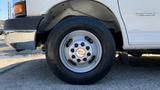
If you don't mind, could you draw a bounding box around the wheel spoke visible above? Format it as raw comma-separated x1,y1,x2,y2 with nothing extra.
88,55,96,64
85,36,93,44
66,39,73,47
68,59,77,66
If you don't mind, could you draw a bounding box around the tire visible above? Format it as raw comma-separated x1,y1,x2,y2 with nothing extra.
46,16,116,84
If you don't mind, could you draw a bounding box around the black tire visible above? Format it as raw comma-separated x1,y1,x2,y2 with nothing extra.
46,16,116,84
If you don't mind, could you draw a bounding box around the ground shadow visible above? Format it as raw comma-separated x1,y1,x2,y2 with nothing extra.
1,56,160,89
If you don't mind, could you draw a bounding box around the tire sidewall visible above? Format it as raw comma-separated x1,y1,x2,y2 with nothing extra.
46,16,116,84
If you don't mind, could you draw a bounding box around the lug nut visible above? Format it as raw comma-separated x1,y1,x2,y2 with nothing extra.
87,52,91,56
81,42,85,46
86,46,90,50
71,49,74,53
83,58,87,61
72,55,76,59
77,59,81,62
74,43,78,47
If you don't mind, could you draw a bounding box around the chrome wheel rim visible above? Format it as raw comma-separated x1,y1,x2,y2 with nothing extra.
59,30,102,73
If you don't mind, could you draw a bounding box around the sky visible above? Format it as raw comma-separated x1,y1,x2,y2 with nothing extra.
0,0,14,20
0,0,8,20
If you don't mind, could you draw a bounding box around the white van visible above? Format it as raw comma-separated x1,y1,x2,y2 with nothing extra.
4,0,160,84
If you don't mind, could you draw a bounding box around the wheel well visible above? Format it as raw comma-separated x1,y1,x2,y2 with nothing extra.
36,0,123,50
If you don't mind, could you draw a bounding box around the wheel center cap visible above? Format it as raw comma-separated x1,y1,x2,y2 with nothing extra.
76,48,86,58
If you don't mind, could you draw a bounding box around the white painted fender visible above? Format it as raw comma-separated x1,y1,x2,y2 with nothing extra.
26,0,130,49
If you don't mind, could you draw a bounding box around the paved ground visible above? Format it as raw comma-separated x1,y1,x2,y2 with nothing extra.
0,35,16,56
1,35,160,90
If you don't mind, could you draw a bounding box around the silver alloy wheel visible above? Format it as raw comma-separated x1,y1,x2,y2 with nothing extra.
59,30,102,73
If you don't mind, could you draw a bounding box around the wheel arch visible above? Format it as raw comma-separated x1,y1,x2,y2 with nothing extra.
36,0,125,50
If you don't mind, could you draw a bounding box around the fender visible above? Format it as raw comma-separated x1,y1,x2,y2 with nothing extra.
34,0,129,49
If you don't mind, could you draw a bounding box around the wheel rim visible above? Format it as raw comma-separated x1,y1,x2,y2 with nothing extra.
59,30,102,73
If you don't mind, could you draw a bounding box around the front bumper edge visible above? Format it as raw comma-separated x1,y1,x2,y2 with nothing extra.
4,16,42,50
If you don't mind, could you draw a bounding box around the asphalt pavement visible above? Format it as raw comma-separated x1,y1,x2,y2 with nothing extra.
1,35,160,90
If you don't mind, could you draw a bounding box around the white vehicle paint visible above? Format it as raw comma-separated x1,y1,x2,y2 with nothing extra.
26,0,129,49
5,0,160,50
22,0,160,49
119,0,160,48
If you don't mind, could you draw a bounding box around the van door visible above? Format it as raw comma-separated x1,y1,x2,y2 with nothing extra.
118,0,160,45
